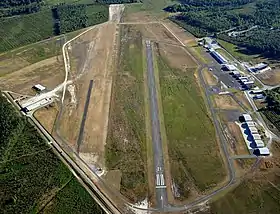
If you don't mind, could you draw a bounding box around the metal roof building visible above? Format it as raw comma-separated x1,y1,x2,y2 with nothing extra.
210,51,228,64
33,84,46,91
246,121,255,127
255,139,265,148
254,147,270,156
243,114,252,122
252,133,262,140
249,126,258,134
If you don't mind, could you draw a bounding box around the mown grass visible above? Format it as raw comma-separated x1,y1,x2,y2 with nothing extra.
156,51,226,197
105,25,147,202
0,94,104,214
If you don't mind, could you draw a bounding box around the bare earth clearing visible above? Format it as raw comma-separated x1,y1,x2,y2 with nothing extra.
58,23,117,170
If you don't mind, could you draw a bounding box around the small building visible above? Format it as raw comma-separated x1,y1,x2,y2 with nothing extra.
243,114,252,122
255,139,265,148
254,94,265,99
251,89,263,94
254,147,270,156
223,64,237,71
246,121,255,127
243,81,255,86
232,70,241,77
32,84,46,92
252,133,262,140
249,126,258,134
238,76,249,80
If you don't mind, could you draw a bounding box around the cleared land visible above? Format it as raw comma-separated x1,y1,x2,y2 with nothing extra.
155,43,226,200
58,23,116,170
34,103,59,134
0,56,65,95
105,24,147,203
256,69,280,86
227,122,249,156
214,95,240,110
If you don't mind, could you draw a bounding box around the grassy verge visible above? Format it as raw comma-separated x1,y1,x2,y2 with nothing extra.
0,94,104,214
105,25,147,203
155,50,226,198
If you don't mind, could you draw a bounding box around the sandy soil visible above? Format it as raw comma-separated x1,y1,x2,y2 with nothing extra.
214,95,240,110
34,103,59,134
109,4,125,22
0,56,64,94
227,122,249,155
203,69,218,86
58,23,117,168
0,55,30,76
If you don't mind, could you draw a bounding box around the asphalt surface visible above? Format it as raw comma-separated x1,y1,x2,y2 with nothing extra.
145,40,168,210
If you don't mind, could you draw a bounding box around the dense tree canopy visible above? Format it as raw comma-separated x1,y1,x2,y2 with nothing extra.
169,0,280,58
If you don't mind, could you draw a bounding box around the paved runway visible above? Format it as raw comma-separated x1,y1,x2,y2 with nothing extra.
145,40,168,209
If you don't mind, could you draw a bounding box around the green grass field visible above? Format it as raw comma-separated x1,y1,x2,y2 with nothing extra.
0,94,104,214
105,25,147,203
156,51,226,197
217,39,259,63
0,9,54,52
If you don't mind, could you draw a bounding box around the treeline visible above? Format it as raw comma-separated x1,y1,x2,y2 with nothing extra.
0,0,42,8
0,2,42,18
169,0,280,58
95,0,138,3
260,88,280,131
52,4,108,35
178,0,254,7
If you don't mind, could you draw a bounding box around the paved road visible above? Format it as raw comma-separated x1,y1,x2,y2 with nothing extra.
145,40,168,210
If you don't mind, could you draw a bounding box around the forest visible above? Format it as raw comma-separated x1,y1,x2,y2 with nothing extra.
169,0,280,58
95,0,138,3
0,93,104,213
260,88,280,131
0,1,108,52
52,4,108,35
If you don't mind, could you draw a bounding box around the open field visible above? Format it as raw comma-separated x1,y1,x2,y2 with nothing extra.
58,23,116,171
123,0,173,22
0,95,104,214
154,43,226,200
34,103,59,134
105,24,147,203
214,95,240,110
0,56,65,95
256,69,280,86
